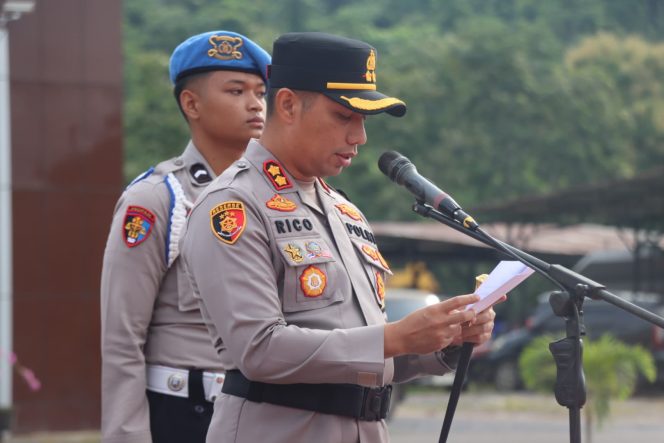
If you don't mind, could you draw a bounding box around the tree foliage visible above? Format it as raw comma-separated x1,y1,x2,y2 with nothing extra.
123,0,664,219
520,334,656,443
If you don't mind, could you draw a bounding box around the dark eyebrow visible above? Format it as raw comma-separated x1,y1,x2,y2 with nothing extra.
225,78,265,88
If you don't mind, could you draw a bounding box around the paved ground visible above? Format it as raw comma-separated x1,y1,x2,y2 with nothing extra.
3,389,663,442
389,388,664,443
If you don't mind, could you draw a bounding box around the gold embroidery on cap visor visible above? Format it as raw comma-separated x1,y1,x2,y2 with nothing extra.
208,35,244,61
339,95,405,112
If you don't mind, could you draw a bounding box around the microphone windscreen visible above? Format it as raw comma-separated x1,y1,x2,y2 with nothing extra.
378,151,402,177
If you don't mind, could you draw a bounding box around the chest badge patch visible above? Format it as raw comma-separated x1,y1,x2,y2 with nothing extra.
123,205,155,248
210,201,246,244
375,271,386,307
361,244,391,272
305,241,332,259
335,203,362,221
263,160,293,191
283,243,304,264
266,194,297,212
300,265,327,298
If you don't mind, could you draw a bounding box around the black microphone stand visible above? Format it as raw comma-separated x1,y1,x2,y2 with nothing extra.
411,201,664,443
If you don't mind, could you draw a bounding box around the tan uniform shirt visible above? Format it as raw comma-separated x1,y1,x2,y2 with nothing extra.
100,142,224,443
181,140,454,443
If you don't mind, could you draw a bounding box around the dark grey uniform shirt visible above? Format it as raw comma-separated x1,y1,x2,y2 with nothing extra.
181,140,455,443
100,142,223,443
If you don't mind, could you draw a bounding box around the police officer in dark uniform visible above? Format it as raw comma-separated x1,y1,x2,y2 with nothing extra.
181,32,497,443
100,31,270,443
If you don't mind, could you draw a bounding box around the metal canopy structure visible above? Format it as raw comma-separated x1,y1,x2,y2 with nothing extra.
470,166,664,232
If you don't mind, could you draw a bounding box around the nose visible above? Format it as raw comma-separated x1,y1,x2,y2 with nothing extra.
248,92,265,112
346,115,367,146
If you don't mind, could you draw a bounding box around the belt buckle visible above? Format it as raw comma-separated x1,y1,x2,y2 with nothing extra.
360,385,392,421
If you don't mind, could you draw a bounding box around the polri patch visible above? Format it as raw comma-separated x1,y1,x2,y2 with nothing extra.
123,205,155,248
335,203,362,221
210,201,246,244
263,160,292,190
300,265,327,298
266,194,297,212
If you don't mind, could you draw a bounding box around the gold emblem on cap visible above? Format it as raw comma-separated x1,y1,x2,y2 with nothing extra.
365,49,376,83
208,35,244,61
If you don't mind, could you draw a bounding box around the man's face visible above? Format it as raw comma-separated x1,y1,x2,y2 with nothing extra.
189,70,266,146
286,93,367,180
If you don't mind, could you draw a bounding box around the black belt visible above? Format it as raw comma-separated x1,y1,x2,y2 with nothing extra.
221,370,392,421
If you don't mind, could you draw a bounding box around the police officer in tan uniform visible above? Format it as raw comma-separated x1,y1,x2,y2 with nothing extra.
181,32,497,443
100,30,270,443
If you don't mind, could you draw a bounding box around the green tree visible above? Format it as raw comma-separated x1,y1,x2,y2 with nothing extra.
520,334,656,443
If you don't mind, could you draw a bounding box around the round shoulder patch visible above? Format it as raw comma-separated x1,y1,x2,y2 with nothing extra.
210,201,246,244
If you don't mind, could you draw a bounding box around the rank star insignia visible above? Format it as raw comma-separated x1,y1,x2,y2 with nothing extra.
210,201,246,244
123,205,155,248
263,160,292,190
283,243,304,264
266,194,297,212
335,204,362,221
300,265,327,298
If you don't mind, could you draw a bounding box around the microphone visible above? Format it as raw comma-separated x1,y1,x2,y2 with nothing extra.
378,151,479,230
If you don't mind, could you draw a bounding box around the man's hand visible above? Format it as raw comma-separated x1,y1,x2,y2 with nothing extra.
384,294,479,358
453,293,507,346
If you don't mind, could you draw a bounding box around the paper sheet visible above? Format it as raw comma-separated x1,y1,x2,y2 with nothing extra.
468,260,535,312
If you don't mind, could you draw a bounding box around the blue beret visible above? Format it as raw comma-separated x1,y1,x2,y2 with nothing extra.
169,30,271,85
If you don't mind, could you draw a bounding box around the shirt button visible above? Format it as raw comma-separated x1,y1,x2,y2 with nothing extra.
237,161,247,168
174,158,184,166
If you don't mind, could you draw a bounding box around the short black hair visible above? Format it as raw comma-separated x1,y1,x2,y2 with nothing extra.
173,71,211,121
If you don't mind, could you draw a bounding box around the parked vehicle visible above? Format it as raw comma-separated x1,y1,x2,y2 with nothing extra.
468,290,664,391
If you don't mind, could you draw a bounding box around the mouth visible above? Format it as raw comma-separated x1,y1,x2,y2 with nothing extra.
247,116,265,127
336,151,356,167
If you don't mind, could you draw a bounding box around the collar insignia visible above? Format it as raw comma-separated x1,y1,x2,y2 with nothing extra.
123,205,155,248
263,160,293,191
189,163,212,184
266,194,297,212
300,265,327,298
210,201,246,244
208,35,243,61
336,203,362,221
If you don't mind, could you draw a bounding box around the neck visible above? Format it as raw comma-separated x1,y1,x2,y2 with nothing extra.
259,123,313,181
191,133,247,175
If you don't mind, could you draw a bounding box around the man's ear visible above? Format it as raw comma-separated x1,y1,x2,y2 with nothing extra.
179,88,201,121
274,88,298,123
